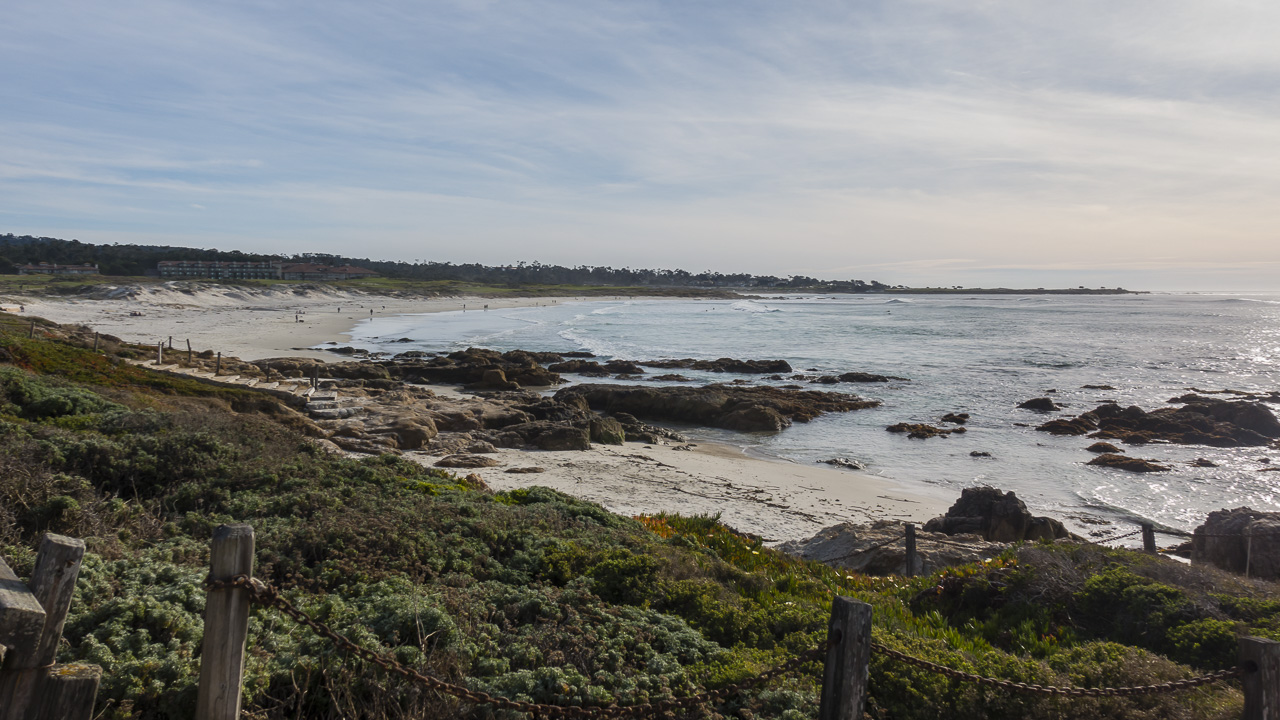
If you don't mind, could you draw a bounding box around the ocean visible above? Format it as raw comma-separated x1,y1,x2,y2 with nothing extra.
342,292,1280,535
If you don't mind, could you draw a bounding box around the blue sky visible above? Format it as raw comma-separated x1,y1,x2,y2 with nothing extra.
3,1,1279,289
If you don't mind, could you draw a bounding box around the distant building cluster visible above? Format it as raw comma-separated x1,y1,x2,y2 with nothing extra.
17,262,100,276
156,260,378,281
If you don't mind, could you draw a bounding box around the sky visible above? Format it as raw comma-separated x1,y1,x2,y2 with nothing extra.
3,1,1279,290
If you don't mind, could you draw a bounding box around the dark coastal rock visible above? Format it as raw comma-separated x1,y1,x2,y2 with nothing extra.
650,374,694,382
778,520,1008,576
1018,397,1062,412
970,451,992,457
589,417,626,445
840,371,909,382
387,417,438,450
639,358,794,374
719,405,789,432
603,360,645,374
548,359,605,374
820,457,866,470
1037,416,1098,435
490,421,592,451
886,423,963,439
468,368,521,391
1085,441,1122,454
1065,399,1280,447
923,487,1069,542
608,412,686,444
1191,458,1219,467
1082,384,1117,390
1192,507,1280,580
940,413,970,425
387,347,564,387
434,454,501,468
1086,453,1169,473
555,384,878,433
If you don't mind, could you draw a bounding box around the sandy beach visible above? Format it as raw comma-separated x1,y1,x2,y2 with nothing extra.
6,282,582,362
6,281,951,542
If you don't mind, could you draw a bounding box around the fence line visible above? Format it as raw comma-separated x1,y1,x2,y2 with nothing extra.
199,524,1278,720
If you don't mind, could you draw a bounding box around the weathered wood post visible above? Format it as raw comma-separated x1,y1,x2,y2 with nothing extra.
168,335,173,349
156,342,163,365
27,322,34,339
92,332,99,352
196,524,255,720
0,534,99,720
819,596,872,720
904,524,918,577
187,339,193,364
1141,523,1156,554
215,352,222,376
1240,636,1280,720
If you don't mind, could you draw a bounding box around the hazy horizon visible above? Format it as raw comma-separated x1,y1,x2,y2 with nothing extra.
4,2,1279,291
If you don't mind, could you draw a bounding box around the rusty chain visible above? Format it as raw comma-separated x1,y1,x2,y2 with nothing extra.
1085,529,1142,545
870,642,1244,697
206,575,825,718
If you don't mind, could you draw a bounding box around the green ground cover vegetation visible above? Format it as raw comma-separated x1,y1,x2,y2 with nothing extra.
0,314,1272,719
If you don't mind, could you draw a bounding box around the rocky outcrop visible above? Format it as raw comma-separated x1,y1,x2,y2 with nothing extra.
1018,397,1062,412
555,384,878,433
589,417,626,445
886,423,964,439
923,487,1069,542
1040,400,1280,447
811,372,910,384
820,457,866,470
778,520,1008,576
389,347,564,387
1086,453,1169,473
1036,417,1097,435
638,358,794,374
1192,507,1280,580
609,412,686,444
940,413,970,425
1085,441,1122,453
547,360,611,376
435,454,501,468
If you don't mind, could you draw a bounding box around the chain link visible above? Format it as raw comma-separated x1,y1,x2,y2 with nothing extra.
870,642,1243,697
206,575,824,718
1085,529,1142,545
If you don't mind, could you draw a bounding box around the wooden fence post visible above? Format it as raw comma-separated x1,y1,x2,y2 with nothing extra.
1141,523,1156,554
215,352,222,376
904,524,918,577
819,596,872,720
27,322,34,339
156,342,163,365
0,534,98,720
187,339,193,364
92,332,99,352
196,524,255,720
1240,636,1280,720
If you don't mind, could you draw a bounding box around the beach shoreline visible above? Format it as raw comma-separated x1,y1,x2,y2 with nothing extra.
6,281,952,541
6,282,588,361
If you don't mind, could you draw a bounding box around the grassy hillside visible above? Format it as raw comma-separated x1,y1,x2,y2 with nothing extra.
0,313,1273,719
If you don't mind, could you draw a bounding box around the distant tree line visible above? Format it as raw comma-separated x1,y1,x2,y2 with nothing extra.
0,234,890,290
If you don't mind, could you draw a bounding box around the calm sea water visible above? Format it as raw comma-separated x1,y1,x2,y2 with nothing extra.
343,293,1280,534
